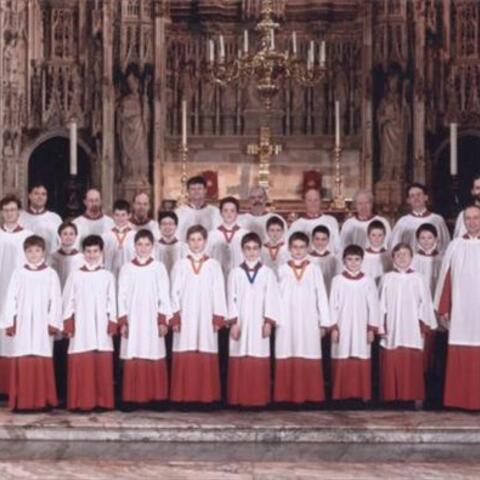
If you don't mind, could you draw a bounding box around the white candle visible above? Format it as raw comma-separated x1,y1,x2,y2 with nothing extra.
219,35,225,60
243,30,248,54
208,39,214,63
69,120,78,176
450,122,458,176
270,29,275,50
320,40,326,67
335,100,340,148
292,31,297,55
309,40,315,64
181,100,187,148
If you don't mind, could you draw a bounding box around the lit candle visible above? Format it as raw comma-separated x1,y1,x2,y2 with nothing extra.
69,120,77,176
292,31,297,55
335,100,340,148
219,35,225,60
208,39,214,63
450,122,458,176
270,29,275,50
182,100,187,148
244,30,248,54
320,40,326,67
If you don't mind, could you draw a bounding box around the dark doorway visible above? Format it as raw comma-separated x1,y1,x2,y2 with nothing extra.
434,134,480,219
28,137,91,218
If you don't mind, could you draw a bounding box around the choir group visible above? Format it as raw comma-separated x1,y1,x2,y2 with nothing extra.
0,174,479,412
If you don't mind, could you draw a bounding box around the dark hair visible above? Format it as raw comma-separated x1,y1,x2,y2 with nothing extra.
241,232,262,248
392,242,413,257
57,221,78,236
134,228,154,244
406,182,428,196
113,199,131,213
219,196,240,212
266,215,285,230
28,183,48,193
288,231,310,247
0,194,21,209
367,220,386,234
416,223,438,239
82,234,104,251
158,210,178,225
23,234,46,252
343,244,364,259
186,175,207,188
186,224,208,241
312,225,330,238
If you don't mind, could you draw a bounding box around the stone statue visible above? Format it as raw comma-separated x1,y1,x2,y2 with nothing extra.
376,73,411,182
116,69,150,183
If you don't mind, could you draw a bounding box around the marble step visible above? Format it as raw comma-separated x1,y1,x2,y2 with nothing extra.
0,408,479,443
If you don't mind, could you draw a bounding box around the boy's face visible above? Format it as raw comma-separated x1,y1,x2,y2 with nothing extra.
368,228,385,248
312,232,329,251
187,183,206,203
135,237,153,258
393,247,412,270
60,227,77,248
25,245,44,265
266,224,284,243
289,239,308,260
29,187,48,210
84,245,103,265
344,254,362,273
407,187,427,211
113,209,130,227
417,230,436,251
221,202,238,225
1,201,19,224
243,240,261,262
159,217,177,238
188,232,206,253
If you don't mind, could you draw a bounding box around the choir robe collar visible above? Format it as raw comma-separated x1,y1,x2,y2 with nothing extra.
187,203,207,210
309,248,330,257
264,240,284,249
365,246,387,254
462,233,480,240
394,267,415,274
240,260,262,284
80,263,104,272
417,245,439,256
410,209,430,218
82,211,104,221
26,206,47,215
112,225,132,234
24,262,48,271
132,256,154,267
301,212,323,220
287,258,310,281
250,210,268,217
58,248,79,256
354,213,375,222
1,224,23,233
130,216,151,227
342,270,365,280
159,237,178,245
218,224,241,243
187,250,208,262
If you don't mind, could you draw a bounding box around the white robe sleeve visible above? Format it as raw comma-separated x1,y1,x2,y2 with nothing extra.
314,265,332,328
170,261,184,314
0,270,20,329
211,261,227,318
227,270,240,323
328,276,341,328
378,275,388,333
436,217,451,253
155,262,172,319
62,272,76,320
47,271,63,330
106,273,117,322
117,265,130,320
419,274,437,330
263,268,281,324
366,276,382,333
433,241,456,311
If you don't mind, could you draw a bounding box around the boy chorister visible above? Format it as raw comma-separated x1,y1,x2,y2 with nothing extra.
170,225,227,403
362,220,392,285
62,235,117,411
156,211,187,275
1,235,62,411
50,222,84,289
207,197,248,278
101,200,136,279
330,245,381,402
261,215,289,277
118,229,172,405
379,243,437,403
227,232,281,407
274,232,332,403
307,225,341,295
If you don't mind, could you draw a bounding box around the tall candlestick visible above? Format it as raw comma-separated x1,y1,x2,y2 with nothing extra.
335,100,340,148
270,29,275,49
219,35,225,60
292,31,297,55
69,120,78,176
243,30,248,54
208,39,214,63
320,40,326,67
181,100,187,148
450,122,458,176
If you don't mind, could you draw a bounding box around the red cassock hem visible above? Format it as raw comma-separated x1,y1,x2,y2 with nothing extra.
0,357,11,395
274,358,325,403
122,358,168,403
170,352,220,403
227,356,271,406
380,347,424,401
444,345,480,411
9,356,58,410
332,358,371,401
67,351,114,410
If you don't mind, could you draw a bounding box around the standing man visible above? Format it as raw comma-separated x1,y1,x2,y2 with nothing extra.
238,186,287,241
288,188,341,253
340,189,391,250
73,189,114,246
435,205,480,410
19,183,62,256
130,192,160,240
175,176,222,242
453,175,480,238
390,183,450,253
